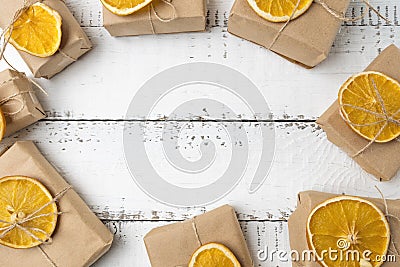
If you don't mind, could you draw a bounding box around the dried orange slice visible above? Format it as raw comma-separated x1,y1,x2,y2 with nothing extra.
247,0,313,22
339,71,400,143
188,243,241,267
100,0,153,16
0,176,58,248
0,108,5,141
7,3,62,57
307,196,390,267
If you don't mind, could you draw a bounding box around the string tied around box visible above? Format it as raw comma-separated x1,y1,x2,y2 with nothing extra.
339,78,400,157
375,186,400,258
0,74,47,116
0,0,78,75
269,0,391,49
0,0,50,116
148,0,177,34
172,219,202,267
0,186,72,267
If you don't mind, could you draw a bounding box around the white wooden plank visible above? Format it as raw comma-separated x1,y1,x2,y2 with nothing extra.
0,3,398,121
96,220,291,267
1,121,398,221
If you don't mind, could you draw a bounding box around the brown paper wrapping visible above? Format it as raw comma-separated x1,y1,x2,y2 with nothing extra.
228,0,350,68
0,69,46,137
0,141,113,267
103,0,207,37
288,190,400,266
144,205,253,267
0,0,92,79
317,45,400,181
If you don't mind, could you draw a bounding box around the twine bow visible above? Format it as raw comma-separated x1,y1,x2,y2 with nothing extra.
339,78,400,157
148,0,177,34
0,186,71,244
269,0,392,49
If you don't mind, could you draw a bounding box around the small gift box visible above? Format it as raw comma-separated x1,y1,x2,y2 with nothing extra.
288,191,400,266
228,0,350,68
144,205,253,267
0,69,45,137
0,0,92,79
0,141,113,266
317,45,400,181
103,0,207,37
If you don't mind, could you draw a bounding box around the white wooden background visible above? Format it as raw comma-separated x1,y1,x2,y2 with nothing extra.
1,0,400,266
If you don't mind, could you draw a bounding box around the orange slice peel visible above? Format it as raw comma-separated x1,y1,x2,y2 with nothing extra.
0,176,58,249
247,0,313,22
339,71,400,143
0,108,5,142
101,0,153,16
307,196,390,267
188,242,241,267
7,3,62,57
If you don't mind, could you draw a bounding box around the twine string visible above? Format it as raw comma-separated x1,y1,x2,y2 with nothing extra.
268,0,301,49
0,74,48,116
0,186,71,243
375,186,400,257
0,0,31,64
0,0,49,112
191,219,202,247
270,0,391,49
38,246,57,267
339,78,400,157
0,90,34,116
149,0,177,34
0,0,75,77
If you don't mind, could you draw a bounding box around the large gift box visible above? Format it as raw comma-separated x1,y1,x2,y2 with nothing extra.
0,141,113,266
288,191,400,266
144,205,253,267
103,0,207,37
0,0,92,79
228,0,350,68
0,69,46,137
317,45,400,181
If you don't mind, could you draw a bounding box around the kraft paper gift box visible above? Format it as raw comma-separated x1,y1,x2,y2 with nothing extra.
228,0,350,68
103,0,207,37
0,0,92,79
288,191,400,266
317,45,400,181
0,141,113,266
144,205,253,267
0,69,46,137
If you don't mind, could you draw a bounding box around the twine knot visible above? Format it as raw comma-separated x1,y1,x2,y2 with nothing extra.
0,186,71,244
149,0,177,34
339,78,400,157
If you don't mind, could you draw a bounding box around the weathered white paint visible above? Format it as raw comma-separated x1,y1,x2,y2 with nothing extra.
0,0,399,266
1,121,398,221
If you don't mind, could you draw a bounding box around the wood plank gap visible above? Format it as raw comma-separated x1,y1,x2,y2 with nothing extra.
40,119,317,123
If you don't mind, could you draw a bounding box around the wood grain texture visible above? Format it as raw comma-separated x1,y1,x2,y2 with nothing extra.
0,0,399,266
1,121,398,221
